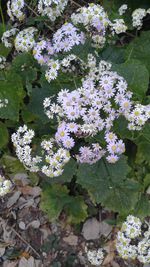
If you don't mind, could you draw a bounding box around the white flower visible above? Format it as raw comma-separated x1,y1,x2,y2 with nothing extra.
38,0,68,21
0,175,12,197
1,28,18,48
7,0,25,21
132,8,147,29
86,247,104,266
14,27,37,52
118,4,128,15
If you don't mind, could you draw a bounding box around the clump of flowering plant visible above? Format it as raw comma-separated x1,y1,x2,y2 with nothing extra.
116,215,150,264
1,0,150,227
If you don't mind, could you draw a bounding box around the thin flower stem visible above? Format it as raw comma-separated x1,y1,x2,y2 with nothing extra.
25,3,54,32
0,0,6,32
71,0,82,8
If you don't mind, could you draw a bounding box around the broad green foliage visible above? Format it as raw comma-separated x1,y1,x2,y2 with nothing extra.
40,184,87,223
112,59,149,99
76,156,139,214
12,53,37,88
125,31,150,74
0,44,11,57
136,125,150,163
0,71,24,121
101,46,125,64
134,195,150,218
0,155,25,176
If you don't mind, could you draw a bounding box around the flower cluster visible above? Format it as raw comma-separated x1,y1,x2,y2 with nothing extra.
7,0,25,21
85,247,104,266
126,104,150,131
0,56,6,70
116,215,150,264
0,99,8,108
118,4,128,15
1,28,18,48
132,8,147,29
45,59,60,82
76,144,105,164
32,23,85,82
61,54,85,73
38,0,68,21
14,27,37,52
11,125,42,172
110,19,127,35
52,23,85,53
43,57,150,165
41,139,70,177
71,4,109,33
12,55,150,176
0,175,12,197
33,40,54,66
11,125,70,177
71,4,109,47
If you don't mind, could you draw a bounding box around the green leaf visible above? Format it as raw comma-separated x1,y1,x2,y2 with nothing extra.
77,157,140,214
101,46,125,64
40,183,87,223
65,196,87,224
0,71,24,121
136,142,150,163
125,31,150,74
103,0,150,13
28,86,50,123
0,155,25,175
143,174,150,190
0,121,9,148
40,184,70,221
12,53,37,85
0,43,11,57
113,116,133,139
135,124,150,163
112,59,149,99
134,195,150,218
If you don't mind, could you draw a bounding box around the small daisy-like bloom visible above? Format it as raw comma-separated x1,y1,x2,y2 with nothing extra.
110,19,127,34
62,136,75,149
116,215,150,264
66,122,79,133
14,27,37,52
0,56,6,69
132,8,147,29
38,0,68,21
85,247,104,266
52,23,85,54
7,0,25,21
1,28,18,48
71,3,109,48
118,4,128,15
106,154,119,163
76,144,105,164
0,175,12,197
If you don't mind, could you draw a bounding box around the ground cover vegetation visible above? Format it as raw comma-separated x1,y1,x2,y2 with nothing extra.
0,0,150,266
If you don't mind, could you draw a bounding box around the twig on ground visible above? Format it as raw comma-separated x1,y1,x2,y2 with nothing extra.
11,227,41,258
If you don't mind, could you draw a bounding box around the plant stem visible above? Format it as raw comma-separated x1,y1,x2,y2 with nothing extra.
25,2,54,32
0,0,6,32
71,0,82,8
